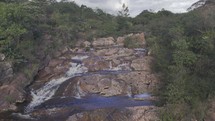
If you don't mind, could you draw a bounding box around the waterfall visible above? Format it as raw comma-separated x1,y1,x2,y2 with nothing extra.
25,56,88,113
74,81,86,99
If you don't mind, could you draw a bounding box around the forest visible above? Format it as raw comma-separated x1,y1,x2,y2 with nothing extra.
0,0,215,120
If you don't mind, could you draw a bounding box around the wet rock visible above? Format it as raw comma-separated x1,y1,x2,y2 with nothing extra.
36,67,52,80
61,75,131,97
92,37,115,47
33,69,69,89
0,53,5,61
38,59,69,79
32,59,70,90
83,57,109,71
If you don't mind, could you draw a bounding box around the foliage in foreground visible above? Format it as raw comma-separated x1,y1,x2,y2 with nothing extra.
134,2,215,120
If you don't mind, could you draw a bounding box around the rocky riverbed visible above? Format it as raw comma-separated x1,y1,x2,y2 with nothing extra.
0,33,160,121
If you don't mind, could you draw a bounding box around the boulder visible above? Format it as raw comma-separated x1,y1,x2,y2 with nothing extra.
60,75,131,97
83,57,109,72
92,37,115,47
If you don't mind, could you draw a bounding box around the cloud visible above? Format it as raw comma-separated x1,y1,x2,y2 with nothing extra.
73,0,199,17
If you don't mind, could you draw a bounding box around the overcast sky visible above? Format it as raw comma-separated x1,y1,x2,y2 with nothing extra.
73,0,199,17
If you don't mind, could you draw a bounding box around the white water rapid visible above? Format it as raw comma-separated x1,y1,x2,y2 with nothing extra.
25,56,88,113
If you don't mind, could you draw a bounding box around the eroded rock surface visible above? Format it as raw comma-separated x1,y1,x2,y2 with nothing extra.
59,75,131,97
0,33,159,121
66,106,158,121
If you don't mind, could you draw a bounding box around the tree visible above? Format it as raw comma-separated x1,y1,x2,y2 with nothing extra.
0,3,28,59
118,3,130,17
0,0,28,3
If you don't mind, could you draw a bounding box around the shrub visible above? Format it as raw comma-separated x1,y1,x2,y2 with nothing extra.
124,36,142,48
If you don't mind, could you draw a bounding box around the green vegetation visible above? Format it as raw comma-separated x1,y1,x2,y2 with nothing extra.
0,0,131,73
1,0,215,120
124,36,142,48
4,96,15,104
133,1,215,120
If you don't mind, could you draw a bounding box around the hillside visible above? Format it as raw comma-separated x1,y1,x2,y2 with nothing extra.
0,0,215,121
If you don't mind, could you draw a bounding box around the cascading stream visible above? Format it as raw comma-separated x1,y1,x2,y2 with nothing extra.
21,47,155,120
25,56,89,113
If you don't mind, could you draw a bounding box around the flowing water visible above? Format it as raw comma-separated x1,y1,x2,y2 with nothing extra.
25,61,88,113
3,48,155,120
35,94,153,111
